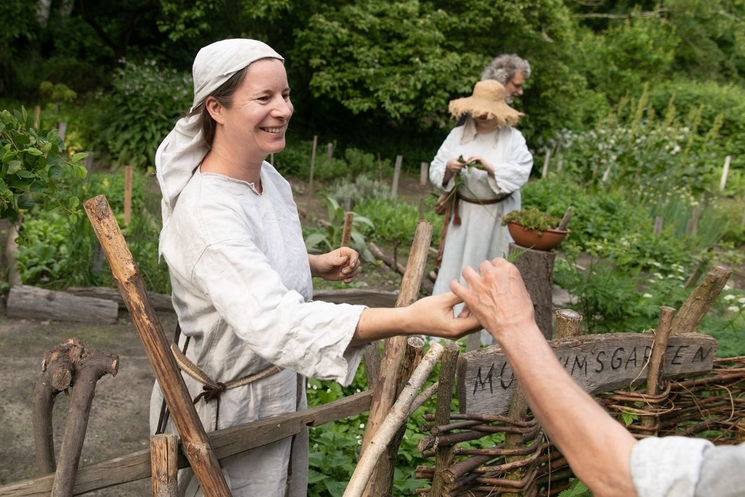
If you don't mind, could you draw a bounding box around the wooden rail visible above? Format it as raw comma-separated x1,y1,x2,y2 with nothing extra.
0,392,372,496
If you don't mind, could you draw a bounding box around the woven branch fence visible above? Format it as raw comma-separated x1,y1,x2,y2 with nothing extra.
414,356,745,496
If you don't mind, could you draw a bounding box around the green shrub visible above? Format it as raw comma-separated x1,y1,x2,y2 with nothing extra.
0,106,87,223
94,59,192,170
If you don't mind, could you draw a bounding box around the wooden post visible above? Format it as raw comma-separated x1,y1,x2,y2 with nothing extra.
602,164,612,182
720,155,731,191
359,222,432,493
641,306,675,430
307,135,318,213
428,342,460,496
391,155,402,199
83,195,231,496
420,162,429,186
541,149,551,178
367,337,426,496
4,216,22,287
327,142,333,164
554,308,582,339
346,343,445,497
124,166,133,225
688,205,699,236
84,152,95,176
341,212,354,248
671,265,731,335
508,244,556,339
151,434,179,497
57,122,67,141
654,216,664,235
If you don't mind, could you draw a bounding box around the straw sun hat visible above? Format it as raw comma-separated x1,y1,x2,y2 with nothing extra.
448,80,523,127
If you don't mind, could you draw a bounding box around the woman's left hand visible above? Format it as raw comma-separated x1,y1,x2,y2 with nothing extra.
466,155,494,175
309,247,361,283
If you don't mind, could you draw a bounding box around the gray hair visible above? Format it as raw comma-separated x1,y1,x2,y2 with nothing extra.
480,54,531,84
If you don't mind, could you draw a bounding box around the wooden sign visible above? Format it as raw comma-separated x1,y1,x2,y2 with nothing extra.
457,333,717,414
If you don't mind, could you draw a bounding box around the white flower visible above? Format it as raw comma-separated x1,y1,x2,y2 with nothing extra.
643,293,653,298
738,298,745,304
724,294,736,301
359,423,365,429
650,261,662,268
727,306,740,312
654,273,664,279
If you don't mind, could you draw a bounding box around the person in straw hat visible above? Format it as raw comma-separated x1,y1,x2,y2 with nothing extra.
151,38,481,497
429,80,533,345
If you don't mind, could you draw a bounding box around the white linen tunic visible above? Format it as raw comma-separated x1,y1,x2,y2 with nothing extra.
150,163,367,497
429,124,533,300
631,436,745,496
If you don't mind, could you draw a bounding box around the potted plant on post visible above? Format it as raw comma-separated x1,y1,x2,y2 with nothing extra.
502,206,571,251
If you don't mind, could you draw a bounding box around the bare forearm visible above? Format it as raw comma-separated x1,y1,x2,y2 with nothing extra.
350,307,413,346
498,323,638,496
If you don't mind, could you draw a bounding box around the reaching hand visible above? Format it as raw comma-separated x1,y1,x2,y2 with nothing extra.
309,247,361,284
406,292,481,340
450,258,535,340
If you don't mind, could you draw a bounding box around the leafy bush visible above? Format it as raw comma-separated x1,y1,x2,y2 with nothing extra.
326,174,390,209
547,87,726,199
94,59,192,169
0,107,87,223
354,197,438,248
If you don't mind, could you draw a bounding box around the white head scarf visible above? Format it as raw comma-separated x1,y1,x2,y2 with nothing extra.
155,39,283,233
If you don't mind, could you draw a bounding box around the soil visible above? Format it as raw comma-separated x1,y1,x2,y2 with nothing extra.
0,172,438,493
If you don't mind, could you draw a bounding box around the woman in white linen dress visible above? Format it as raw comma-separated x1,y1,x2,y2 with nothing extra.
150,38,480,497
430,80,533,344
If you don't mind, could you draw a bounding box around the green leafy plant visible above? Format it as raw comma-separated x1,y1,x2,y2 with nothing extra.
558,478,592,497
0,107,87,223
502,207,562,232
94,59,192,169
304,195,375,262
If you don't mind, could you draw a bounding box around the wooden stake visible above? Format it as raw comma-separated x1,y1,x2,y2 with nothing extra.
83,195,231,496
554,309,582,339
341,212,354,248
720,155,731,191
151,434,179,497
307,135,318,213
391,155,402,198
358,222,432,487
420,162,429,186
57,122,67,141
367,337,426,495
428,342,460,496
327,142,333,164
124,166,133,225
671,265,731,335
541,149,551,178
654,216,664,235
345,343,445,497
689,204,699,236
646,307,675,397
641,306,675,430
34,105,40,130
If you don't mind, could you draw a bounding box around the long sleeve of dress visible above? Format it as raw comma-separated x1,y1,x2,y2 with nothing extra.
630,437,745,496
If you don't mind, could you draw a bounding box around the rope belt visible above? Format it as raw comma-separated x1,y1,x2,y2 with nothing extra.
436,191,512,268
170,343,283,430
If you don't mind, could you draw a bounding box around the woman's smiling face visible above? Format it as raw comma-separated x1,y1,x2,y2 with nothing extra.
219,58,293,161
